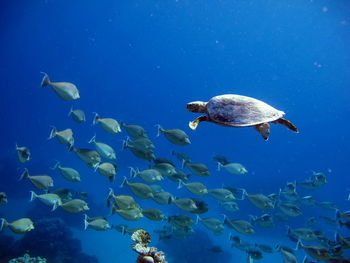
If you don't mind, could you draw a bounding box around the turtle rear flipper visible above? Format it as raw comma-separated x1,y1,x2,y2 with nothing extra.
255,123,270,141
275,118,298,133
189,115,209,130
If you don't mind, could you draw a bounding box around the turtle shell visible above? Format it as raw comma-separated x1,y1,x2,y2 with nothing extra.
206,94,285,127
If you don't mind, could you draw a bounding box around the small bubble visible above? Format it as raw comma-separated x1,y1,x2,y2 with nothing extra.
313,62,322,68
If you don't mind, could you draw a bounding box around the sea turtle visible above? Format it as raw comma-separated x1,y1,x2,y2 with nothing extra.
187,94,298,140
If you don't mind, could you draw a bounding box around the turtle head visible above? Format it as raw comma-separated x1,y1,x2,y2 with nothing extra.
186,101,207,113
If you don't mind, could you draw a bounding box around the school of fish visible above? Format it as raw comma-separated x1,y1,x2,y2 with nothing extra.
1,73,350,263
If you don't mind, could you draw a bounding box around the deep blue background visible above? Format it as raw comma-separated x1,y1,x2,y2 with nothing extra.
0,0,349,262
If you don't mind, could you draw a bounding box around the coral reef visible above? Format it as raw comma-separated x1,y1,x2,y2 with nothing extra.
8,253,46,263
131,229,167,263
16,217,98,263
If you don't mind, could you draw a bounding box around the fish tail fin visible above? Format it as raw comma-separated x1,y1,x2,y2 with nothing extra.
272,199,278,209
249,215,256,223
67,143,74,152
93,162,99,172
129,167,137,178
84,214,89,230
121,137,130,150
335,232,340,242
155,124,163,137
335,209,341,219
88,134,96,144
222,214,228,224
167,196,174,204
195,215,201,224
181,159,185,169
177,179,184,189
40,72,50,87
51,200,59,211
295,240,303,250
278,188,282,197
19,168,29,181
30,191,38,202
217,162,222,171
92,112,99,125
274,244,281,252
338,220,344,228
302,256,309,263
121,226,126,236
120,176,128,188
238,188,246,200
68,106,73,117
286,225,291,234
51,160,60,170
183,161,190,167
68,145,76,152
48,126,57,140
106,198,111,208
15,142,18,150
0,218,8,231
107,187,115,200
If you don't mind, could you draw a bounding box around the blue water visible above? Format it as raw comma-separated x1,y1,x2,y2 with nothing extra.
1,0,350,262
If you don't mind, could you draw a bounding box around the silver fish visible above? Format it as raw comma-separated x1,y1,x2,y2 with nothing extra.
19,169,54,190
120,177,153,199
15,143,31,163
52,161,80,182
130,167,163,183
93,113,121,134
0,218,34,234
48,127,74,149
84,214,110,231
178,180,208,195
218,162,248,175
68,107,86,123
156,124,191,146
41,72,80,101
122,123,147,139
88,135,116,160
30,191,62,210
142,208,167,221
58,199,89,213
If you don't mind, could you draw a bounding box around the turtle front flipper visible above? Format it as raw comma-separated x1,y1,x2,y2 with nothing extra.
275,118,299,133
254,123,270,141
189,115,209,130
